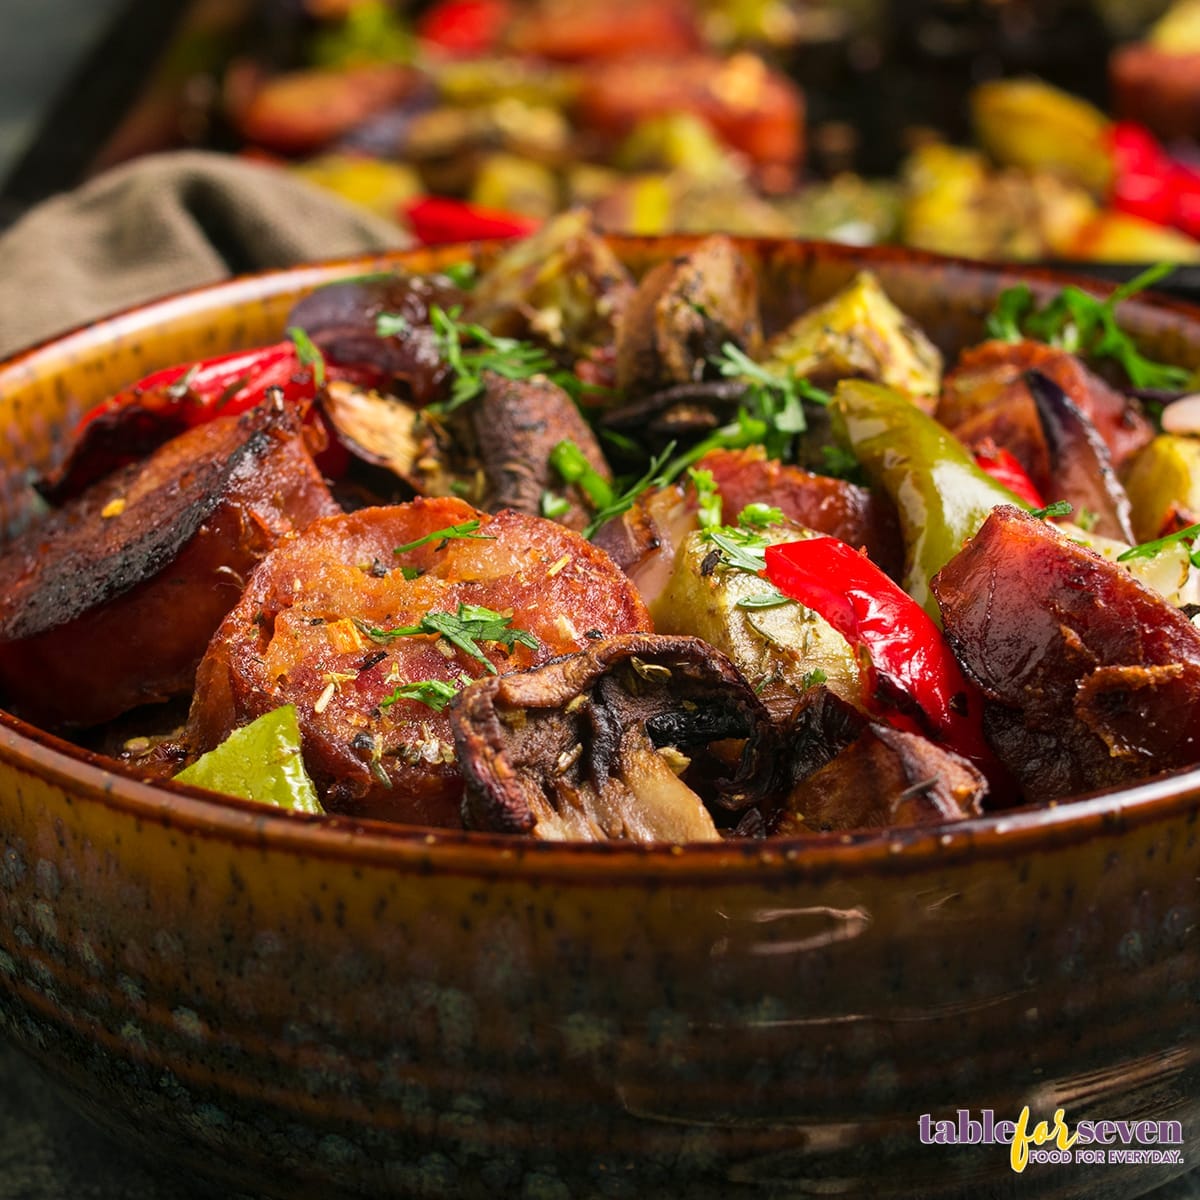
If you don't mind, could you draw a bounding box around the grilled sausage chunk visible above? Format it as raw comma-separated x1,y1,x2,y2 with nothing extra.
186,497,652,827
0,398,338,729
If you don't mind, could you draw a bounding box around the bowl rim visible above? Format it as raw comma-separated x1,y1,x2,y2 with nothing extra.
3,234,1200,880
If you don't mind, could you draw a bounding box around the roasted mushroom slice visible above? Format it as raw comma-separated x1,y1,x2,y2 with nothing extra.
452,634,776,842
769,689,987,834
0,397,339,730
613,234,761,395
321,369,610,529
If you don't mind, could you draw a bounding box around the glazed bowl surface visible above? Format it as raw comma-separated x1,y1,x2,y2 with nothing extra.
0,237,1198,1200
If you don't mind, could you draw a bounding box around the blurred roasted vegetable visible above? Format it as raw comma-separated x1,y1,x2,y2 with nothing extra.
465,209,634,372
614,234,761,394
971,78,1113,196
762,270,942,405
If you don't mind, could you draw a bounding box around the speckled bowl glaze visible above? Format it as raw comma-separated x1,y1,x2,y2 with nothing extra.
1,239,1198,1200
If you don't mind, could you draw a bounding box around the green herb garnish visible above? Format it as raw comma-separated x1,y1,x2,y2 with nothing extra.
689,468,722,530
984,264,1190,390
392,519,493,556
1117,521,1200,566
711,342,821,458
376,311,410,337
580,443,678,539
552,438,678,538
287,325,327,387
1029,499,1073,521
441,262,478,290
365,603,539,674
548,441,616,510
736,502,786,529
539,490,572,520
426,305,586,414
380,679,461,713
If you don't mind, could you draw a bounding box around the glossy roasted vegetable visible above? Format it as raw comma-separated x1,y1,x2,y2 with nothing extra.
175,705,324,814
831,379,1029,617
650,524,866,724
1122,433,1200,541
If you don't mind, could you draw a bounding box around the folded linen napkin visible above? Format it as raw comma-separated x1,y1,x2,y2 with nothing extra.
0,149,411,359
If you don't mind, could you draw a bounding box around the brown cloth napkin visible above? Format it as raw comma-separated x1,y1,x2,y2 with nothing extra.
0,149,412,359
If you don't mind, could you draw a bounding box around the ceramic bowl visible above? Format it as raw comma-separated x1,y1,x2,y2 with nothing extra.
0,238,1198,1200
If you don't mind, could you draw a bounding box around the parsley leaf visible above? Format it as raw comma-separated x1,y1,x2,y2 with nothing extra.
364,603,539,674
392,519,493,556
984,264,1190,390
287,326,327,387
425,305,586,415
737,502,786,529
380,679,461,712
711,342,821,458
689,468,722,530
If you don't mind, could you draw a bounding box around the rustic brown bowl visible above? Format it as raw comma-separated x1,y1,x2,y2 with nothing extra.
1,239,1198,1200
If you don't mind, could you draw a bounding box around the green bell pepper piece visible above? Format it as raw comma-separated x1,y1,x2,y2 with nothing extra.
175,705,324,814
831,380,1030,618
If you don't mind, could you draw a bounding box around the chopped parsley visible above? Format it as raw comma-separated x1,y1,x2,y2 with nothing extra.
392,519,493,556
380,679,461,713
539,490,572,520
689,468,722,530
551,438,679,538
983,263,1191,391
441,261,478,290
287,325,327,387
711,342,829,458
425,305,586,414
376,311,410,337
364,604,539,674
737,502,786,529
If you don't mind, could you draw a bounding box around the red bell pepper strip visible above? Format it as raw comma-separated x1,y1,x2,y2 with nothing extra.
416,0,512,55
402,196,540,245
972,445,1046,511
762,538,998,773
1110,120,1200,240
75,341,314,437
